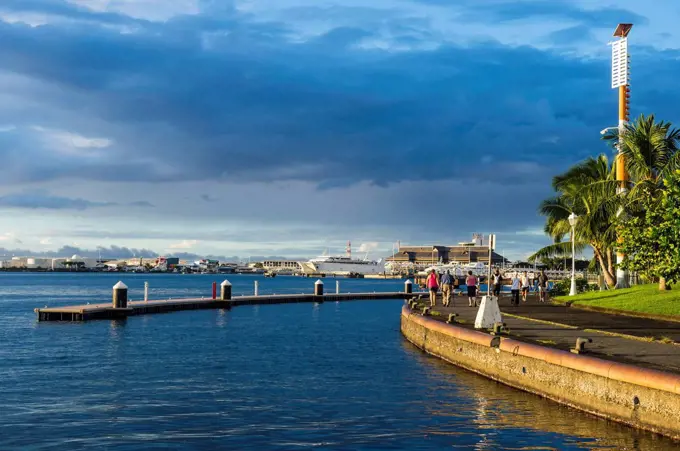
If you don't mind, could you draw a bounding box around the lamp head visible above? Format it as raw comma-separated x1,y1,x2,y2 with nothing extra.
568,212,578,227
600,126,618,135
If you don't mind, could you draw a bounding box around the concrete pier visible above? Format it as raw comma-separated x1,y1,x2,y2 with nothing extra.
35,279,412,322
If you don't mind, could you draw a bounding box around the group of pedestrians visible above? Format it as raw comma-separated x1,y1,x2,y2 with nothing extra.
425,269,482,308
426,268,551,308
426,269,456,307
509,269,550,305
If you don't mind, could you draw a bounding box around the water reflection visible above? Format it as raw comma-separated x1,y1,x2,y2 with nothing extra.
108,319,126,341
403,340,670,450
216,309,228,328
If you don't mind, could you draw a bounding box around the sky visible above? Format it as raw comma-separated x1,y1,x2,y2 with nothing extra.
1,0,679,261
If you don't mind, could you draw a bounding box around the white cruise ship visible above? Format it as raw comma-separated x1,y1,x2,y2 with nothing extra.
301,242,386,276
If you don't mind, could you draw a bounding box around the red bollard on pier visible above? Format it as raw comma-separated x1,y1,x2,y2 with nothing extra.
212,282,217,300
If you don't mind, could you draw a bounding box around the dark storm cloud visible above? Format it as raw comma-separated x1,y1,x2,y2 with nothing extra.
0,190,115,210
419,0,647,28
0,189,152,210
0,25,606,187
546,25,596,46
0,1,674,196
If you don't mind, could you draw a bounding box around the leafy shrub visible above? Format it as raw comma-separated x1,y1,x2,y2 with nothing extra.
550,278,593,296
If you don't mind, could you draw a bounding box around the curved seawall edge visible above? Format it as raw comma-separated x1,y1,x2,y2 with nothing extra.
400,305,680,440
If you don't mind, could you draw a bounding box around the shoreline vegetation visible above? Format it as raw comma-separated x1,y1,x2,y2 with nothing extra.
530,114,680,291
554,284,680,318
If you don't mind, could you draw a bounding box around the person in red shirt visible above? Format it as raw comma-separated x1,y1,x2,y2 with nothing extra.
426,270,439,307
466,271,478,307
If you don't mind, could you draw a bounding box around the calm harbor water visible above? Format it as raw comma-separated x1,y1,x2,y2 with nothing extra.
1,273,677,450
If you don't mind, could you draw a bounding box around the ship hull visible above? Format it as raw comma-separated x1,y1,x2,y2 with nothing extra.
311,261,385,276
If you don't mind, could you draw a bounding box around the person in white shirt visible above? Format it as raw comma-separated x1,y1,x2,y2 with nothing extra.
521,272,530,302
510,274,521,306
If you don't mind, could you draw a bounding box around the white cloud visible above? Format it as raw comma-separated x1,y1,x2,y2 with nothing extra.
66,0,200,21
0,12,50,27
31,126,112,155
169,239,199,249
357,242,380,253
515,227,547,237
0,232,22,244
0,125,16,132
39,237,52,245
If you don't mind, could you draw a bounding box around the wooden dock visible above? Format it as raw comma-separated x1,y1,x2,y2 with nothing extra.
34,292,412,322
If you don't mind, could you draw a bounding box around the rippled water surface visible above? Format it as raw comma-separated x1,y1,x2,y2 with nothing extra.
1,273,677,450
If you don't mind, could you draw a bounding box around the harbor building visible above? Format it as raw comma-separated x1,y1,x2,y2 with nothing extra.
386,234,507,268
262,260,303,271
0,255,102,270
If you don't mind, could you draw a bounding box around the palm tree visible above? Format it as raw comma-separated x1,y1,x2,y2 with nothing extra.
530,155,619,287
604,114,680,207
603,114,680,290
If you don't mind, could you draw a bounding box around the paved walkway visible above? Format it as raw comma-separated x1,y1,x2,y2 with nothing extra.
414,290,680,374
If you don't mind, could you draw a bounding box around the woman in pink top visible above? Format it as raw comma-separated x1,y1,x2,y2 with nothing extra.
466,271,478,307
426,270,439,307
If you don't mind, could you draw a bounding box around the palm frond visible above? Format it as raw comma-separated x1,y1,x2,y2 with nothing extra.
528,241,589,261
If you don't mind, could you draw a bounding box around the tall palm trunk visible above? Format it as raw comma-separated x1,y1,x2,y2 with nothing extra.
606,249,614,279
594,247,616,287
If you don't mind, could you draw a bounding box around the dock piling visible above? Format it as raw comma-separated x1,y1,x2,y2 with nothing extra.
315,279,324,296
212,282,217,300
336,280,340,294
404,279,413,294
254,280,259,296
144,281,149,302
112,281,128,309
220,280,232,300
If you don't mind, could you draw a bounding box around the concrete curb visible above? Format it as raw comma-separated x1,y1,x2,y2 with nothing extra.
402,304,680,439
404,305,680,395
565,302,680,324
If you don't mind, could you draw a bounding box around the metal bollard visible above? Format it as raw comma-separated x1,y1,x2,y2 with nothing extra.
220,280,232,301
112,281,128,309
315,279,324,296
571,337,592,354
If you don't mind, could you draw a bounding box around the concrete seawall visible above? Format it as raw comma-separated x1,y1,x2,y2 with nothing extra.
400,305,680,440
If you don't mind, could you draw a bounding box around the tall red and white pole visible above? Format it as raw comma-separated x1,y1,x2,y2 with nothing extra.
611,23,632,288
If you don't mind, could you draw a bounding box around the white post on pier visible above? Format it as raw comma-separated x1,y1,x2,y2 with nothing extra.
254,280,259,296
220,279,232,301
144,281,149,302
112,281,128,309
336,280,340,294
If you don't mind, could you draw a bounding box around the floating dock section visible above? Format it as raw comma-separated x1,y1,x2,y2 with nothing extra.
35,279,417,322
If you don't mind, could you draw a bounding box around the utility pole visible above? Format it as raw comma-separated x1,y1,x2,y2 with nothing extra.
611,23,632,288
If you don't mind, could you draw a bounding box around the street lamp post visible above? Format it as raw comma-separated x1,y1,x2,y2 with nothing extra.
569,213,578,296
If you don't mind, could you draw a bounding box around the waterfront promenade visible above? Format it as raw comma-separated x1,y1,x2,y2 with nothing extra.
403,289,680,439
417,291,680,373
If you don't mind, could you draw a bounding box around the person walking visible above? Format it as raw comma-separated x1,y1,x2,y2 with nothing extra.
492,268,503,297
521,271,530,302
440,270,453,306
466,271,478,307
510,273,521,306
537,269,549,303
426,269,439,307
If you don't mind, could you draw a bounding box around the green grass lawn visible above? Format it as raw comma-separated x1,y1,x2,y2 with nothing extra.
554,284,680,318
